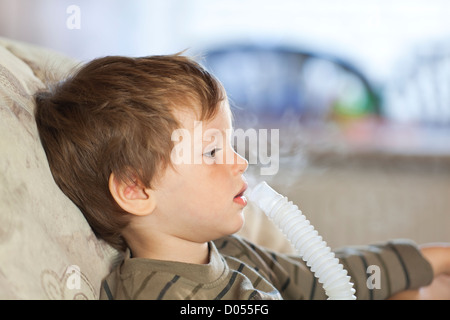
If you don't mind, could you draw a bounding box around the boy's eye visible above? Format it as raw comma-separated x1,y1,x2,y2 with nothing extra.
204,147,221,158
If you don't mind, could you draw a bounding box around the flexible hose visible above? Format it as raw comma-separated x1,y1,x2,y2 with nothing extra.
248,181,356,300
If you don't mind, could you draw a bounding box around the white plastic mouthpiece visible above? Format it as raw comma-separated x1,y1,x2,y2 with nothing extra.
249,181,356,300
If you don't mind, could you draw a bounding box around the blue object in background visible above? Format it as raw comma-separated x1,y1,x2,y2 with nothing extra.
204,45,380,124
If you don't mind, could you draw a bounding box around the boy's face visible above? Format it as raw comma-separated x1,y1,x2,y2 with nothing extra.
150,100,249,243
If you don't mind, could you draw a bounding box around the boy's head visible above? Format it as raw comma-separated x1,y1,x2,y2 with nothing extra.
35,54,232,251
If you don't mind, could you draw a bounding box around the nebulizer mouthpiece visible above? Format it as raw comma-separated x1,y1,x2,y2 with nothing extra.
249,181,356,300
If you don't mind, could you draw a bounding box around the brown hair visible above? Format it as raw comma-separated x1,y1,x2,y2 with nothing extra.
35,54,225,251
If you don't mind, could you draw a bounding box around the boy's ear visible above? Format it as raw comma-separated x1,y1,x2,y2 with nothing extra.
108,172,156,216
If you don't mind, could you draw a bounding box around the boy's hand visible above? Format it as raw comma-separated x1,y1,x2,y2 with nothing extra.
388,274,450,300
389,243,450,300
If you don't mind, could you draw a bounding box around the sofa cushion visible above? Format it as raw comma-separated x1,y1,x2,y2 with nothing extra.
0,37,119,299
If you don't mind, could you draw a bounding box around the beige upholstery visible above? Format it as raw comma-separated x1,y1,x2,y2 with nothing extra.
0,37,122,299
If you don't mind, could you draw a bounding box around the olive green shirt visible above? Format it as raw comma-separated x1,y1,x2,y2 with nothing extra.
100,234,433,300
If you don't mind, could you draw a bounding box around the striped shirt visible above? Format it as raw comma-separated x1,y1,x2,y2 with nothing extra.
100,235,433,300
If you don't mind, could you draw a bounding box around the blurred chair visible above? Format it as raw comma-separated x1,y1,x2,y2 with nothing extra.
203,44,380,126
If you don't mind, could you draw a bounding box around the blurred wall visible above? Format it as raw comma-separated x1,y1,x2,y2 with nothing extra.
1,0,450,84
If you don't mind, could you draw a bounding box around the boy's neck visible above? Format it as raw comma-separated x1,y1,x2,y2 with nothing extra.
127,233,210,265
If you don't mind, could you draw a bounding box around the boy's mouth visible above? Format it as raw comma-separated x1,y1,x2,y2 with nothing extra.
233,183,248,206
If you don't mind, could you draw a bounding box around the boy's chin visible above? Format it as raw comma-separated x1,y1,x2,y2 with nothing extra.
229,213,246,235
208,211,245,240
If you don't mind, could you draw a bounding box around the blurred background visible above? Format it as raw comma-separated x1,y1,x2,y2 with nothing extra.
1,0,449,247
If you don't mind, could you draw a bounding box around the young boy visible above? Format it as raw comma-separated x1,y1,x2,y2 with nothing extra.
34,54,450,300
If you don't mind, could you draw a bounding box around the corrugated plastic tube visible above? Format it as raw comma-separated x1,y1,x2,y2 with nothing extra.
248,181,356,300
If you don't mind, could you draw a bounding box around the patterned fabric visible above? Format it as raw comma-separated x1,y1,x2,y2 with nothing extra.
100,235,433,300
0,37,119,299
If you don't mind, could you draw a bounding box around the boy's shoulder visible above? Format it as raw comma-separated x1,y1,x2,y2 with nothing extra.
214,234,288,261
214,234,278,265
214,234,254,252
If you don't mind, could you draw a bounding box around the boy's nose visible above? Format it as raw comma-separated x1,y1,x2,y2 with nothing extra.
233,151,248,174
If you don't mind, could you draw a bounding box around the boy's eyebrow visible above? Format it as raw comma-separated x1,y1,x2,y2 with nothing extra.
202,128,230,140
201,127,237,148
